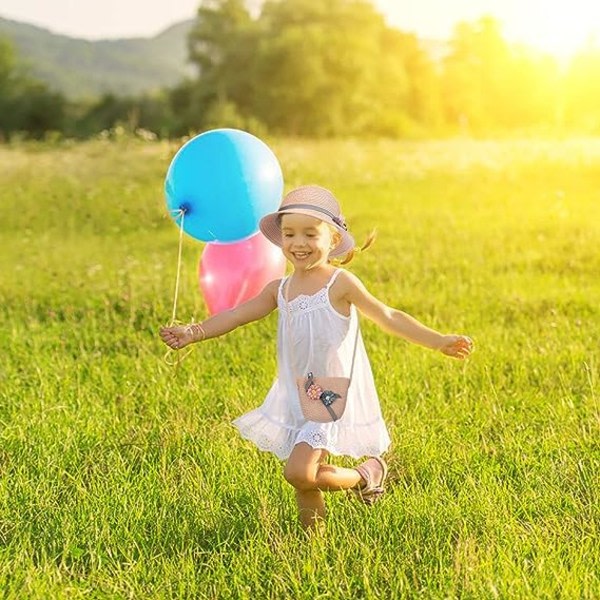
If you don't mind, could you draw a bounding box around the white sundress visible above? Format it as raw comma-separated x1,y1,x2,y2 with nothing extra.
232,269,391,460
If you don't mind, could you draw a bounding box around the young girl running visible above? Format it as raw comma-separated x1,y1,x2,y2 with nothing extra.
160,185,473,531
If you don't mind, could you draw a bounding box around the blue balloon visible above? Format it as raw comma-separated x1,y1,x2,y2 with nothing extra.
165,129,284,243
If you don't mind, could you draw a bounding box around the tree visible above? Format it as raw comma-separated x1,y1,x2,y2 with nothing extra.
441,16,560,132
372,29,442,135
564,43,600,131
0,36,66,139
11,80,65,137
0,37,20,138
442,17,509,131
187,0,257,119
182,0,444,136
251,0,388,135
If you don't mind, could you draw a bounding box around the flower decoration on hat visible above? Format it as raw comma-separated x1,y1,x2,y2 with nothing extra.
332,216,348,230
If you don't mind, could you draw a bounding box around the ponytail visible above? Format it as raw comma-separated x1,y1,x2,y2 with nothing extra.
332,229,377,265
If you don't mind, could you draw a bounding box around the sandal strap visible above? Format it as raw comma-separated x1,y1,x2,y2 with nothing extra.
350,456,388,504
353,465,371,489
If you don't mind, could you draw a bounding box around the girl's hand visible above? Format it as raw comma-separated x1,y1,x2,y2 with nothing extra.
159,325,196,351
437,335,474,359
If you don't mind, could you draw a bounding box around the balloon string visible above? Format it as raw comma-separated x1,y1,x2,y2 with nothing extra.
164,345,193,367
170,208,185,325
163,208,194,369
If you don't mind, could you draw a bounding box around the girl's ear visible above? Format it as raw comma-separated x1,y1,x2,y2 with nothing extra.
330,230,342,249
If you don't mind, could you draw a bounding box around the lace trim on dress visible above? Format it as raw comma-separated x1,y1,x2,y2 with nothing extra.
278,270,343,315
233,409,390,460
286,287,329,313
294,431,386,458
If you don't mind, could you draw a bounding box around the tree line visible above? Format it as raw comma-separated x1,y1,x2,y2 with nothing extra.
1,0,600,141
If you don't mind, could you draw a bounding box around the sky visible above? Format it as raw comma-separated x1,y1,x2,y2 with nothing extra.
1,0,599,58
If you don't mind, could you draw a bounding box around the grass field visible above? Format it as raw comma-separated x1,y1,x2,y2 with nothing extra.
0,136,599,599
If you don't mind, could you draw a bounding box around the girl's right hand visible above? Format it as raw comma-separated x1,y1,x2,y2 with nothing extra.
159,325,196,350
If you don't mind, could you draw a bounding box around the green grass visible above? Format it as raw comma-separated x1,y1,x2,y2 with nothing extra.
0,137,598,599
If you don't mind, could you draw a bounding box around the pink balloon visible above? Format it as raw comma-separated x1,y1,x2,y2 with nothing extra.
199,232,286,315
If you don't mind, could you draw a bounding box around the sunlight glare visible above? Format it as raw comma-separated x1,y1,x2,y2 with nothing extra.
511,0,600,60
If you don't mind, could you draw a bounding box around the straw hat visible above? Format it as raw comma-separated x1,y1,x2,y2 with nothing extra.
259,185,355,257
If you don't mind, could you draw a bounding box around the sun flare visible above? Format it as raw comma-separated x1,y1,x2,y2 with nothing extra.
509,1,600,60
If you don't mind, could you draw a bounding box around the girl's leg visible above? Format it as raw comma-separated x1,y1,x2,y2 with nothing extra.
315,463,363,491
294,489,325,531
284,443,329,529
284,442,365,529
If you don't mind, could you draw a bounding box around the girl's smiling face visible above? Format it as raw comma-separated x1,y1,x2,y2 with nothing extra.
280,213,339,270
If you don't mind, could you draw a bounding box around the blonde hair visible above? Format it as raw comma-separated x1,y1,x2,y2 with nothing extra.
329,227,376,265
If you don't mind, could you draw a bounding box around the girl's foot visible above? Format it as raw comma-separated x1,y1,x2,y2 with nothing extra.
351,456,388,505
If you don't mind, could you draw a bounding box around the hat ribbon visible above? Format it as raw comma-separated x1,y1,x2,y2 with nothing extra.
279,203,347,230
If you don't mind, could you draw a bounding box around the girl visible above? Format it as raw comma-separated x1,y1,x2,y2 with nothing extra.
160,185,473,531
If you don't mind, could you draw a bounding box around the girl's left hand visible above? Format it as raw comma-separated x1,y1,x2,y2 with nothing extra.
438,335,474,359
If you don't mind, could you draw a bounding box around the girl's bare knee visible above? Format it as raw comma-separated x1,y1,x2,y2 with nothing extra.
283,464,317,490
284,442,328,490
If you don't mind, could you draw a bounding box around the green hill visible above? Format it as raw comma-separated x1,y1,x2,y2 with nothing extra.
0,17,195,99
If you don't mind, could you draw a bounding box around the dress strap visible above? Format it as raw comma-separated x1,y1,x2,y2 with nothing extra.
326,268,344,289
277,276,289,298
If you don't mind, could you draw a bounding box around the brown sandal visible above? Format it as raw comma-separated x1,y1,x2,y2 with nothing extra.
351,456,388,505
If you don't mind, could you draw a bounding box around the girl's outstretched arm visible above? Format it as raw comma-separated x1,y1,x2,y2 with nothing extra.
336,271,473,360
160,278,280,350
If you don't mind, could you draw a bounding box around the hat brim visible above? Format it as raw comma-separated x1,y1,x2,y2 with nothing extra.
259,208,355,258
